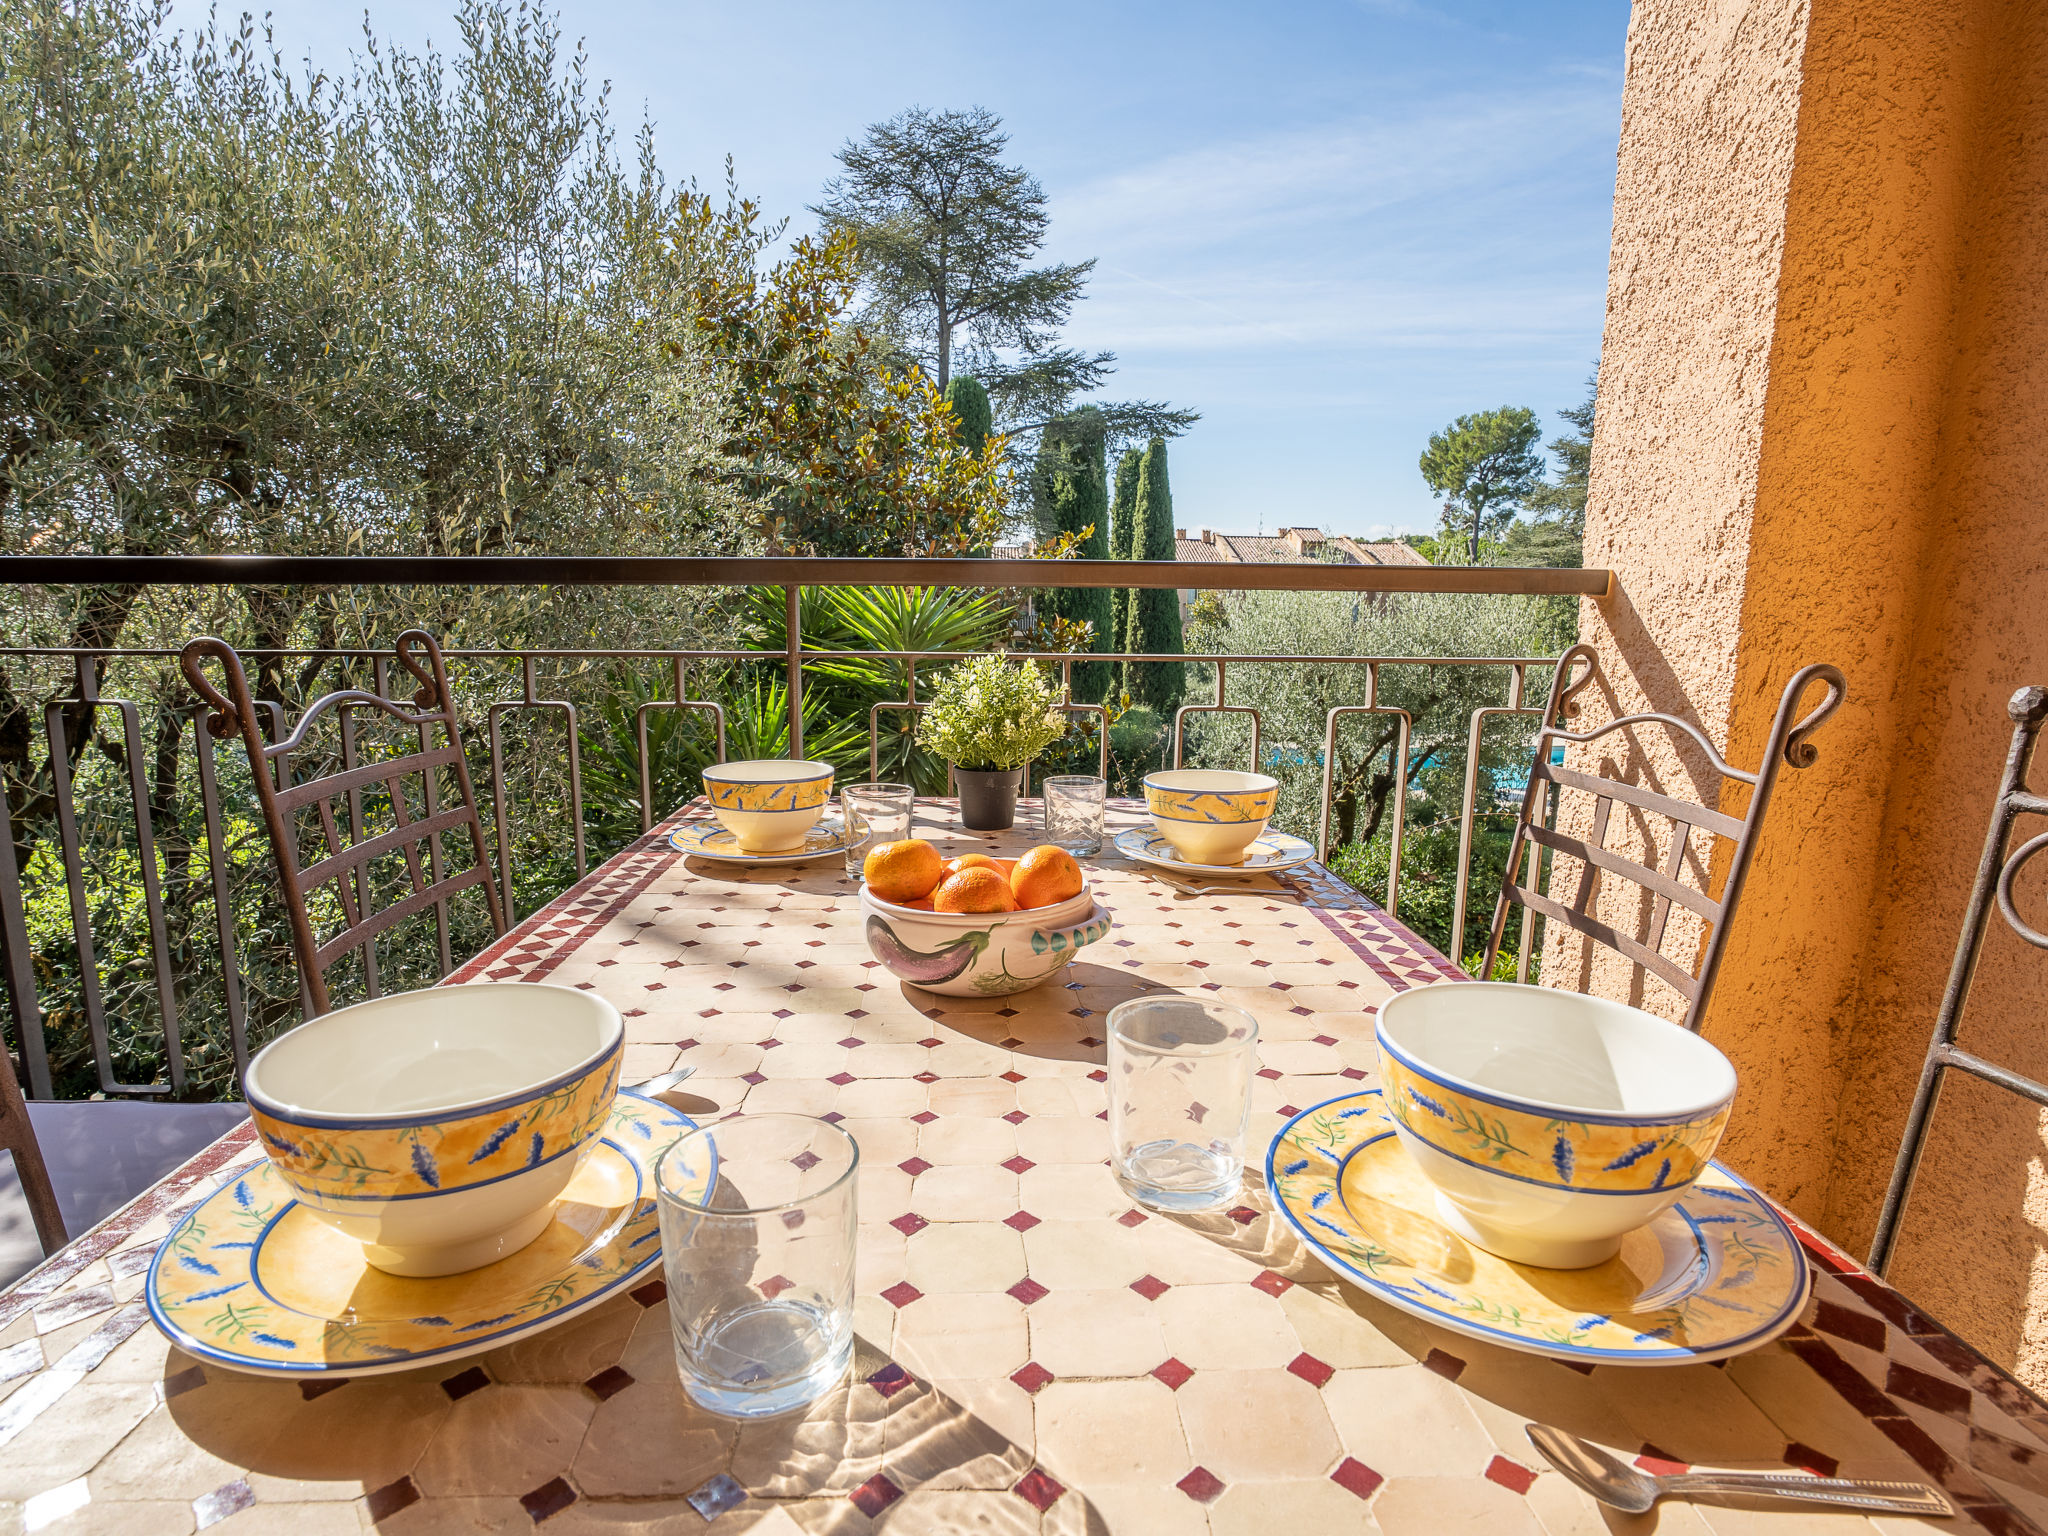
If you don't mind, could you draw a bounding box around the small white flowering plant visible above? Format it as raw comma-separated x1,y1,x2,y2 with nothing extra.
916,653,1067,771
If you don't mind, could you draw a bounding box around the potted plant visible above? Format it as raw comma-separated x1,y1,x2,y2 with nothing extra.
916,653,1068,831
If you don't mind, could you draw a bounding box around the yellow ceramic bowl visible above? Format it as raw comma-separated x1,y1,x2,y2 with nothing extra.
244,982,622,1277
1142,769,1280,865
1375,982,1736,1269
700,759,836,851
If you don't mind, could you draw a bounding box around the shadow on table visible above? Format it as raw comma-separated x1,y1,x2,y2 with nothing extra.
892,960,1174,1067
163,1307,1116,1530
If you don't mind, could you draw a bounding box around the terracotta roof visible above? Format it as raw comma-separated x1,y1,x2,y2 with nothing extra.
1169,531,1431,568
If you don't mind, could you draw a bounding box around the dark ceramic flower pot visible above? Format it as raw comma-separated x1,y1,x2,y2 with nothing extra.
953,766,1022,831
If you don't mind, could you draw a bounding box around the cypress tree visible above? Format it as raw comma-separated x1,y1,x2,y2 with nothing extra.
1033,412,1115,701
1109,448,1143,656
1126,438,1185,715
943,375,993,456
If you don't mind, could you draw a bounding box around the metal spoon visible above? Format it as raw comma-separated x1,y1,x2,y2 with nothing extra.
631,1065,697,1096
1526,1424,1954,1519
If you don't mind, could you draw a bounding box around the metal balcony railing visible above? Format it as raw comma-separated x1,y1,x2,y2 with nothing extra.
0,555,1608,1103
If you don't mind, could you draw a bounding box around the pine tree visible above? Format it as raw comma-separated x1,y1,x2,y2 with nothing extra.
943,375,993,456
1109,448,1143,654
1033,410,1114,700
1125,438,1185,714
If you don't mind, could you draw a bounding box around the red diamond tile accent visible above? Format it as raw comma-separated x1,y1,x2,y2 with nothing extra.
520,1476,578,1522
1002,1156,1035,1174
915,1072,940,1084
1251,1269,1293,1296
1784,1441,1840,1477
1013,1468,1065,1513
1000,1070,1026,1083
1152,1357,1194,1390
672,1037,699,1051
1177,1467,1226,1504
1331,1457,1385,1501
584,1365,634,1401
1228,1206,1259,1225
919,1037,943,1048
1485,1456,1537,1495
866,1362,913,1399
759,1274,794,1300
1635,1444,1689,1476
1088,1069,1107,1082
1256,1067,1282,1080
1422,1348,1465,1381
899,1157,933,1176
1339,1067,1368,1080
1313,1034,1339,1046
827,1072,856,1086
1007,1278,1050,1306
911,1111,939,1125
891,1212,928,1236
1278,1104,1299,1116
880,1282,923,1308
1004,1211,1041,1232
1130,1275,1170,1301
741,1072,767,1085
1011,1361,1054,1395
1287,1352,1335,1388
1002,1109,1028,1124
440,1366,489,1400
630,1279,667,1308
1117,1209,1149,1228
364,1478,420,1523
837,1037,864,1049
846,1009,869,1019
849,1474,902,1518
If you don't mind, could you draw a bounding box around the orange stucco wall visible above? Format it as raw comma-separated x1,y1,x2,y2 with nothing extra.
1566,0,2048,1384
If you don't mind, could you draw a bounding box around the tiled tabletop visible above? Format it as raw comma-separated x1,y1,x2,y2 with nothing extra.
2,799,2045,1535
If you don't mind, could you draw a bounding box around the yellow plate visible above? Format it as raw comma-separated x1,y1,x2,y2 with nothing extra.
1268,1091,1809,1365
670,817,855,865
147,1091,703,1377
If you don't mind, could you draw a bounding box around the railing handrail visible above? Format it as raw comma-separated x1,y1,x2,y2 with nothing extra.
0,646,1567,667
1,554,1612,596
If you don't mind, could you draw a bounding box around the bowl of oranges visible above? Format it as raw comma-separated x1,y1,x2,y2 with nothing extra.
858,839,1111,997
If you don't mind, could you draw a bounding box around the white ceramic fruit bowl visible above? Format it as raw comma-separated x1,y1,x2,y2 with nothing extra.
1375,982,1737,1269
244,982,623,1277
859,884,1111,997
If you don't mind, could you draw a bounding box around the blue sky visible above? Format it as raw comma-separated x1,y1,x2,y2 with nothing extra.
180,0,1629,538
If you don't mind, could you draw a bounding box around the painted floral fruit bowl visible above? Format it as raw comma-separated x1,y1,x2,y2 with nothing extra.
243,982,622,1277
1375,981,1735,1269
858,883,1111,997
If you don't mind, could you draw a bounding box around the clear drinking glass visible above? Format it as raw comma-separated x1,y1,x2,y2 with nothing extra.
1107,997,1259,1212
841,782,914,877
1043,774,1106,855
654,1114,859,1417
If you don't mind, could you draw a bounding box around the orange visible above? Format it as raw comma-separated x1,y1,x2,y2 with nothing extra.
1010,845,1084,908
864,839,945,902
945,853,1001,877
932,866,1019,914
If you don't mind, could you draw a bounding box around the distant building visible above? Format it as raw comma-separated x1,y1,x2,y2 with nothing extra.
1171,526,1429,618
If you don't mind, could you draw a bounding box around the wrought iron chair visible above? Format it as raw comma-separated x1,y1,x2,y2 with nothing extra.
0,1040,64,1256
1482,643,1846,1031
1868,686,2048,1275
179,630,506,1017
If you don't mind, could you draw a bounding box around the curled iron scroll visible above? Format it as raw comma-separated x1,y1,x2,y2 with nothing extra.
1780,663,1847,769
178,636,251,742
1550,643,1600,723
1996,829,2048,951
394,629,445,712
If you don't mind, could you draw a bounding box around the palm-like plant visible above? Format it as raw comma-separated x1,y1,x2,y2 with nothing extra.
744,585,1012,792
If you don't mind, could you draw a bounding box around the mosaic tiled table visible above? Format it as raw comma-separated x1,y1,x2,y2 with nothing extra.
3,798,2046,1535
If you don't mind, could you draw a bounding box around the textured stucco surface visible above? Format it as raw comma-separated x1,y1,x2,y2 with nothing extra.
1560,0,2048,1387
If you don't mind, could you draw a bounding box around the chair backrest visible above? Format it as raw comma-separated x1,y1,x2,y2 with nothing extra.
180,630,506,1018
1868,686,2048,1275
1483,643,1845,1030
0,1037,64,1256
